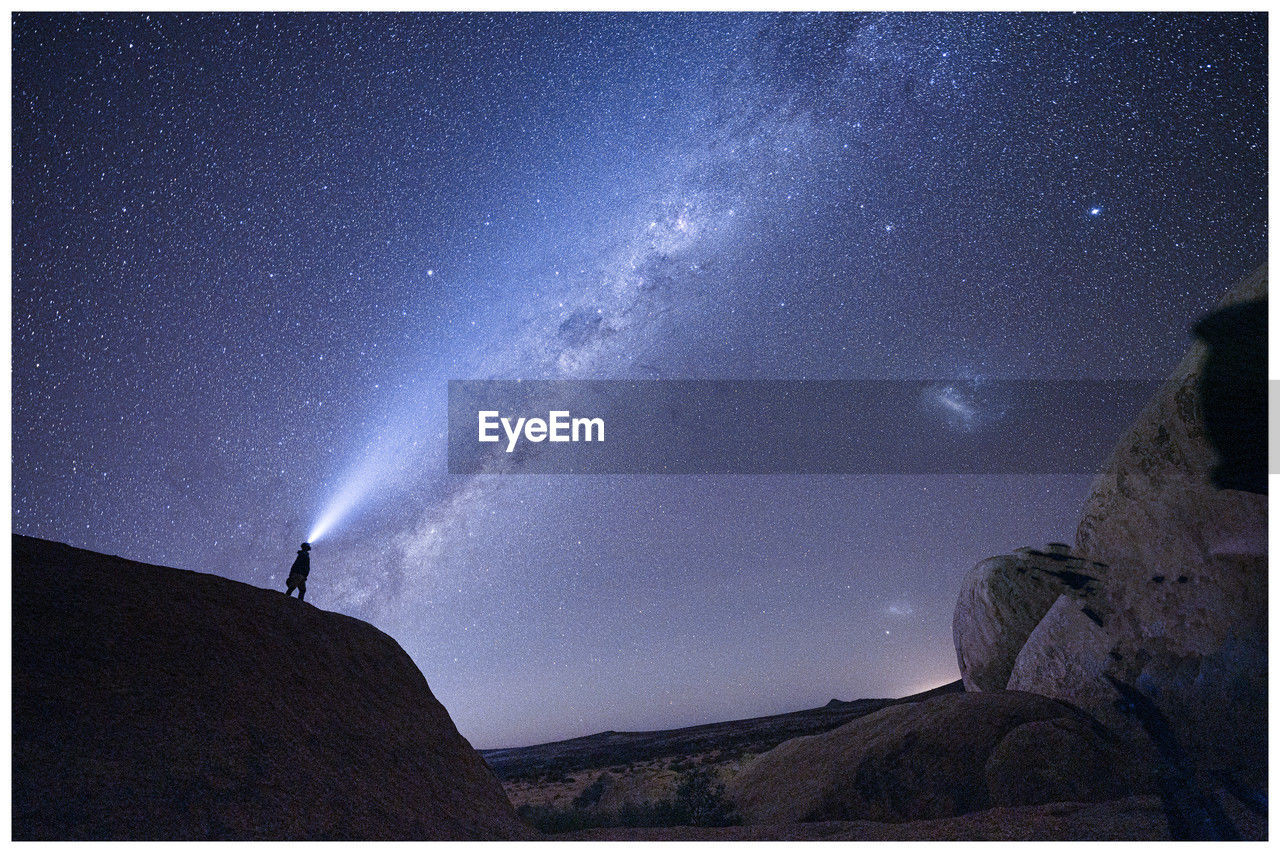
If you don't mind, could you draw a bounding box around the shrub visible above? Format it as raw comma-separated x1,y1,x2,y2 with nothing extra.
572,775,608,809
673,767,739,827
518,768,740,833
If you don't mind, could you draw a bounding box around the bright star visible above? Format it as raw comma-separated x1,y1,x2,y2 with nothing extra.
1089,206,1103,216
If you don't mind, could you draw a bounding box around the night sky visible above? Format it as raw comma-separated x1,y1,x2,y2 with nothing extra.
13,13,1266,749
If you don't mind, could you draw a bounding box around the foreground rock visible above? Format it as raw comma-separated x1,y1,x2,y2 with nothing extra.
728,690,1149,824
12,535,535,840
953,543,1108,692
558,794,1265,840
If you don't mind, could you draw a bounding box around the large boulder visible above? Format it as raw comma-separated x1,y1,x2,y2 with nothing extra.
1018,265,1267,783
12,535,537,840
728,691,1149,824
1076,264,1268,660
953,544,1108,691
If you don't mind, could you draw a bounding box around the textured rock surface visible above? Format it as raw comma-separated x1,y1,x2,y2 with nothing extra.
1066,265,1267,782
12,535,536,840
953,543,1108,691
727,691,1148,824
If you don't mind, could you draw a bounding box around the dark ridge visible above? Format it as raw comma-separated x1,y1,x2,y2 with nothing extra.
480,679,965,781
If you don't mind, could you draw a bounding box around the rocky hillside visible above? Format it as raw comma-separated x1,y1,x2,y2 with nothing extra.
12,535,536,840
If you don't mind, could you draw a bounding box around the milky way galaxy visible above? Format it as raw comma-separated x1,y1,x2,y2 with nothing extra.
13,13,1266,747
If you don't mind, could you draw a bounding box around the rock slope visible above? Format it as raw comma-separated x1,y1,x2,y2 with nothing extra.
728,690,1149,824
12,535,535,840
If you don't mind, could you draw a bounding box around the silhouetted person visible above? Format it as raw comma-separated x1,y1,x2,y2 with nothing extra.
285,542,311,601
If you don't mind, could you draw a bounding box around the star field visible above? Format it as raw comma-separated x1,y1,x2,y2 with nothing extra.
13,13,1266,747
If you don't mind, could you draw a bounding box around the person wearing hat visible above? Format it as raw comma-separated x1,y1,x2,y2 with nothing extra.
284,542,312,601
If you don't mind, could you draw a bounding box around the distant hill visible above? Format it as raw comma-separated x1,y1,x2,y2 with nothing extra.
481,679,963,781
11,535,535,840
